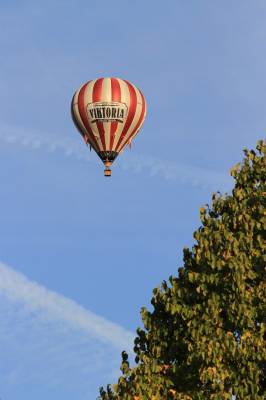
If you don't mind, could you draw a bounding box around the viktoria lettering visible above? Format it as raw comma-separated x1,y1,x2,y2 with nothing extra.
87,102,128,123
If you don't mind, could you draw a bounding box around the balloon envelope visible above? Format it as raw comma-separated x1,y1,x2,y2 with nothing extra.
71,77,146,176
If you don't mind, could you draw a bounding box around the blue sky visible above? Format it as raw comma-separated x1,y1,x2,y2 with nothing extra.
0,1,264,399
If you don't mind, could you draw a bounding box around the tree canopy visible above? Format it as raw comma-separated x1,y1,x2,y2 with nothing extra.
99,140,266,400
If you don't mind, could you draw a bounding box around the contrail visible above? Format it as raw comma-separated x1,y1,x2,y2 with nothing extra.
0,123,92,162
0,261,134,352
0,123,232,190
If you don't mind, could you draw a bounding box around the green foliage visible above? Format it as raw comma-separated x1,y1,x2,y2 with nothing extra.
99,140,266,400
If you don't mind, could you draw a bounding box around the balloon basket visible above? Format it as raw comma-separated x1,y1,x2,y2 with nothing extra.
104,161,112,177
104,168,112,177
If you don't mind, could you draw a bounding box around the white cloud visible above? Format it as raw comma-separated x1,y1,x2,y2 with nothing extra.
0,262,134,350
0,123,232,190
0,261,134,399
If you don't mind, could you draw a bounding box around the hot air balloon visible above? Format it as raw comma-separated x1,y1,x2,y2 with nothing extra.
71,77,146,176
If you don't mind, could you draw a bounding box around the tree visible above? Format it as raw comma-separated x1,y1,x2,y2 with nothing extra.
99,140,266,400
